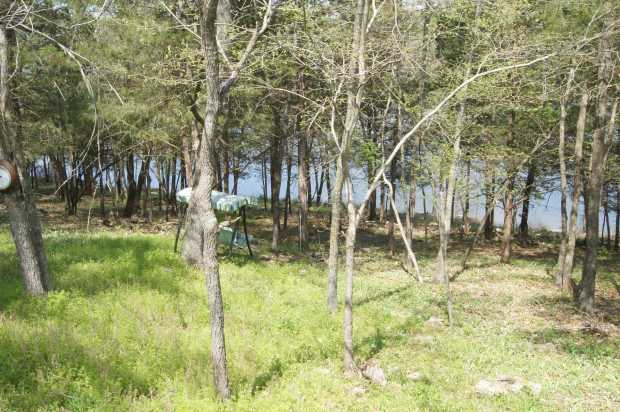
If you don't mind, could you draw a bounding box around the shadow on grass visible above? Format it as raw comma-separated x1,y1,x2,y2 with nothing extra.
530,293,620,328
47,235,185,296
0,234,188,309
251,358,284,395
517,327,619,362
0,328,150,410
354,284,414,307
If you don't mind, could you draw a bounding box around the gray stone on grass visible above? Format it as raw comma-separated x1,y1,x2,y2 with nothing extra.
361,362,387,386
425,316,444,328
476,377,542,397
351,386,366,396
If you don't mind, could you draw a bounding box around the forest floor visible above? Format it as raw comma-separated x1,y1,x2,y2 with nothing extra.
0,194,619,411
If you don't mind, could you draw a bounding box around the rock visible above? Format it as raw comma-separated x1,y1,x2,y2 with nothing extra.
476,377,541,396
413,335,435,345
361,362,387,386
351,386,366,396
407,371,423,381
475,379,508,396
425,316,444,328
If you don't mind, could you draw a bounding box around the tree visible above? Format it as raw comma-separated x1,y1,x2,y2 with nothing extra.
576,3,618,312
0,4,52,295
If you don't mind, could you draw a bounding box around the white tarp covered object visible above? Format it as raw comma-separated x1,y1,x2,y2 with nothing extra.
176,188,257,213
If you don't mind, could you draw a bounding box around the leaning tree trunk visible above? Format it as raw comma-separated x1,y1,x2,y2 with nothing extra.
0,24,51,294
577,11,616,312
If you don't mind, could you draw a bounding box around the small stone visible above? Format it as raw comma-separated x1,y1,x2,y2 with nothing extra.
407,371,423,381
425,316,444,328
362,362,387,386
527,382,542,395
475,379,508,396
351,386,366,396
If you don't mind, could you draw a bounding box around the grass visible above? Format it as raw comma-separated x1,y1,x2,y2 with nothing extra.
0,200,618,411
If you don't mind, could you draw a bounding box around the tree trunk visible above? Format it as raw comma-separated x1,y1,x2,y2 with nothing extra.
0,25,51,294
298,130,309,249
297,78,309,250
283,135,292,230
182,0,230,398
327,155,344,313
484,162,495,240
343,177,358,372
577,12,617,312
270,107,284,252
328,0,367,315
134,156,148,213
123,153,137,218
462,159,470,236
181,131,194,185
556,72,573,284
261,154,268,210
519,165,535,241
500,111,516,264
368,181,377,220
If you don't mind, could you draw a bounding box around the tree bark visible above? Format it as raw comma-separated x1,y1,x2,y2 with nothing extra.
556,71,574,284
327,155,344,312
500,110,516,264
0,24,51,294
182,0,230,398
577,10,617,312
181,131,194,185
298,132,309,246
343,176,358,372
297,78,309,250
